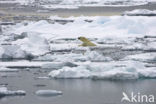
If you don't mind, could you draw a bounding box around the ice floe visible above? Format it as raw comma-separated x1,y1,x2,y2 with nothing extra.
5,16,156,39
12,32,50,56
41,5,79,9
0,67,19,72
49,61,156,79
35,90,62,97
0,32,50,60
122,9,156,16
0,87,26,97
0,61,53,68
1,45,30,60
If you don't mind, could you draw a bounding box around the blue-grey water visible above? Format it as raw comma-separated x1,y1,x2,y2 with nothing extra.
0,68,156,104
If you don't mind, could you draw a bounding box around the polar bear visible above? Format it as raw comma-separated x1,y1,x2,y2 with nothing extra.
78,37,96,47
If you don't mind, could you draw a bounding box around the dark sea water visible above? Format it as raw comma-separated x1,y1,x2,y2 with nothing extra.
0,68,156,104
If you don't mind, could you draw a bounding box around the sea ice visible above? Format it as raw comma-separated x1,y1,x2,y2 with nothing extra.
5,16,156,40
42,62,77,69
39,50,112,62
35,90,62,97
49,61,156,79
49,65,91,78
123,53,156,62
122,9,156,16
1,15,156,80
0,67,19,72
1,45,29,59
0,87,26,97
0,32,50,60
12,32,50,56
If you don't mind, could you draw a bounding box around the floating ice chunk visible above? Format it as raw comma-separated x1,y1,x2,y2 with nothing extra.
139,68,156,78
49,66,90,78
122,9,156,16
0,67,19,72
49,61,156,79
36,77,49,79
13,32,50,56
1,45,29,59
0,87,26,97
36,90,62,97
41,5,79,9
92,71,139,80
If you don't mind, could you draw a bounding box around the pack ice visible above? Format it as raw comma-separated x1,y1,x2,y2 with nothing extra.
1,16,156,80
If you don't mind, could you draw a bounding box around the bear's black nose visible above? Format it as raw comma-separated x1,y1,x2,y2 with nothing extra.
78,37,81,39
